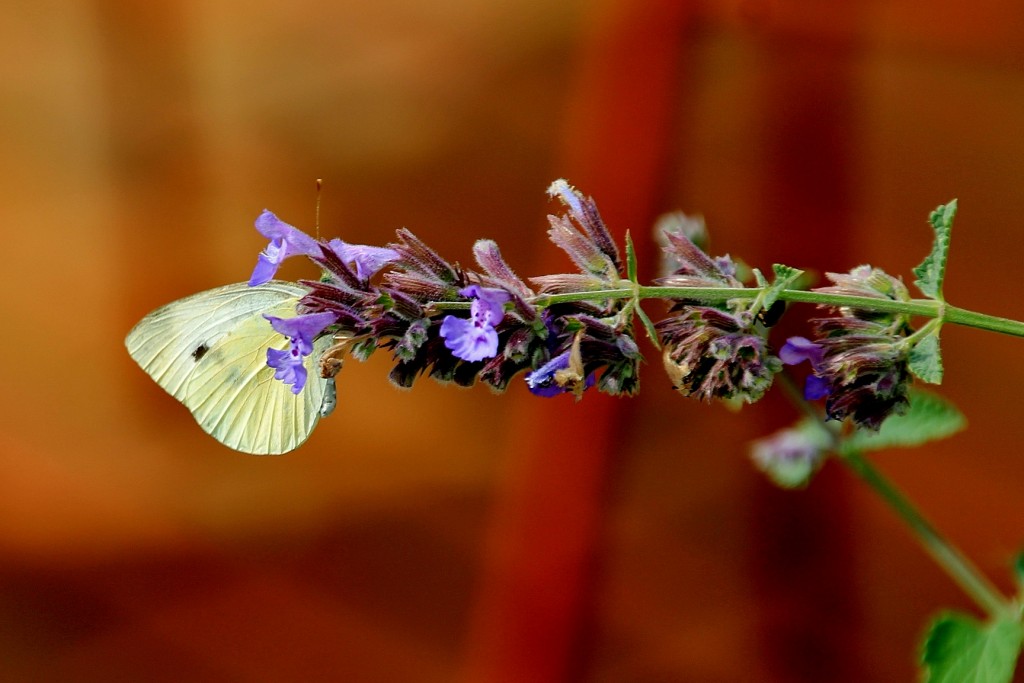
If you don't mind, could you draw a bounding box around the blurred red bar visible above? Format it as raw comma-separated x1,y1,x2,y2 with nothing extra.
746,4,868,681
462,2,696,682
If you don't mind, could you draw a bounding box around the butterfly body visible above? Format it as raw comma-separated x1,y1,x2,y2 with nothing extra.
125,281,331,455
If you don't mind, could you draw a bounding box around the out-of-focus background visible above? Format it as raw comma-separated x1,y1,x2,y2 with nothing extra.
4,0,1024,680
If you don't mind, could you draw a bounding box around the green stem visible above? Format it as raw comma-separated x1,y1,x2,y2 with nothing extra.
527,286,1024,338
839,449,1013,619
943,304,1024,338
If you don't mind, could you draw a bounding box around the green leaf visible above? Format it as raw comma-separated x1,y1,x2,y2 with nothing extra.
762,264,804,310
914,199,957,300
843,389,965,453
921,612,1022,683
909,330,944,384
635,302,661,350
1014,552,1024,592
625,230,638,282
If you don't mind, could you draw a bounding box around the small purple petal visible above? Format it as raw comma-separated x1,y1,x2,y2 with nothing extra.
263,311,338,393
438,286,510,362
266,347,308,394
525,358,596,397
525,351,574,397
248,211,321,286
460,285,510,326
254,210,320,253
327,238,399,280
803,374,831,401
524,350,598,397
440,315,498,362
264,311,339,355
249,248,283,286
780,336,825,367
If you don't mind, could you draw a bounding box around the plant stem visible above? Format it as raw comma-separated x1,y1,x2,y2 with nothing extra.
943,304,1024,338
526,286,1024,338
839,449,1013,619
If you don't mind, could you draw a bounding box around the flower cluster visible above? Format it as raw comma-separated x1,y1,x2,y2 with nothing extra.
781,266,914,430
245,180,643,402
243,182,925,439
655,228,782,404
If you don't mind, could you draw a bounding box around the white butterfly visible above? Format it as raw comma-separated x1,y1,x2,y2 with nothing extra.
125,281,334,455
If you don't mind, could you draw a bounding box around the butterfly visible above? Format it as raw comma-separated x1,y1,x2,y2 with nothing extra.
125,281,335,455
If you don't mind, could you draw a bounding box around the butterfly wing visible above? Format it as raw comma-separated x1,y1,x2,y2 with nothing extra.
125,281,331,455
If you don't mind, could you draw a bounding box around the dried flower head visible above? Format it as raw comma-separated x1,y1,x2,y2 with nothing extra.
656,228,780,404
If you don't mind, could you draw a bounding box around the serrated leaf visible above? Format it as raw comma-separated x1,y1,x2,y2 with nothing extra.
921,613,1022,683
625,230,638,282
843,390,965,452
760,264,804,310
914,199,957,300
909,331,944,384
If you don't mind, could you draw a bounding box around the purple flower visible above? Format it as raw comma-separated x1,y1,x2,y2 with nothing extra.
782,329,911,430
439,285,510,362
248,210,321,286
779,336,824,367
780,336,831,400
525,351,571,397
327,239,399,280
266,347,308,394
524,350,596,397
803,375,831,401
263,311,339,393
524,336,596,398
439,317,498,362
791,266,916,430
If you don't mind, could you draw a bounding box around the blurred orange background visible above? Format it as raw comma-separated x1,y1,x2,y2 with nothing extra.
4,0,1024,680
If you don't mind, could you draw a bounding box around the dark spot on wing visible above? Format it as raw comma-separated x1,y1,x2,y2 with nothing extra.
192,344,209,361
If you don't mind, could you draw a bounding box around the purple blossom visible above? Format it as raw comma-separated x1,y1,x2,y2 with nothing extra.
782,329,911,430
803,375,831,401
780,336,830,401
327,238,399,280
780,336,824,367
248,210,321,286
439,317,498,362
525,351,571,397
524,337,597,398
263,311,339,393
439,285,510,362
525,351,594,397
266,347,308,393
